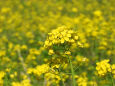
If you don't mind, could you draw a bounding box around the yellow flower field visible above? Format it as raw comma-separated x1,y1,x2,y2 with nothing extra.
0,0,115,86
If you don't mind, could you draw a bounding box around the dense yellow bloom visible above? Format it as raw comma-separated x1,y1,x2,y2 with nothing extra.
27,64,49,76
0,0,115,86
12,79,31,86
45,72,61,86
76,76,88,86
96,59,111,76
44,26,81,48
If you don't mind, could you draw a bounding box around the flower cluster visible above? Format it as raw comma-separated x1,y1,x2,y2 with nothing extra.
76,76,88,86
27,64,49,76
45,72,69,86
12,79,31,86
75,73,88,86
44,26,82,55
45,72,61,86
96,59,111,76
45,26,80,47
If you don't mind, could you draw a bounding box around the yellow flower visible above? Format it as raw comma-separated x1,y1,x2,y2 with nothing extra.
44,26,81,48
21,45,28,50
93,10,102,16
12,79,31,86
76,76,88,86
48,49,54,55
10,74,15,78
72,7,78,12
65,51,71,55
96,59,111,76
27,64,49,77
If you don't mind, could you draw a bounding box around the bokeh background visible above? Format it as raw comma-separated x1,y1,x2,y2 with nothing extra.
0,0,115,86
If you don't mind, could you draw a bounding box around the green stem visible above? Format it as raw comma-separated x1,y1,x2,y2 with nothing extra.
59,66,65,86
68,56,76,86
110,73,115,86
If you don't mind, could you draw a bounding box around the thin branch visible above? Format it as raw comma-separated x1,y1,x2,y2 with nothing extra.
17,49,31,82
